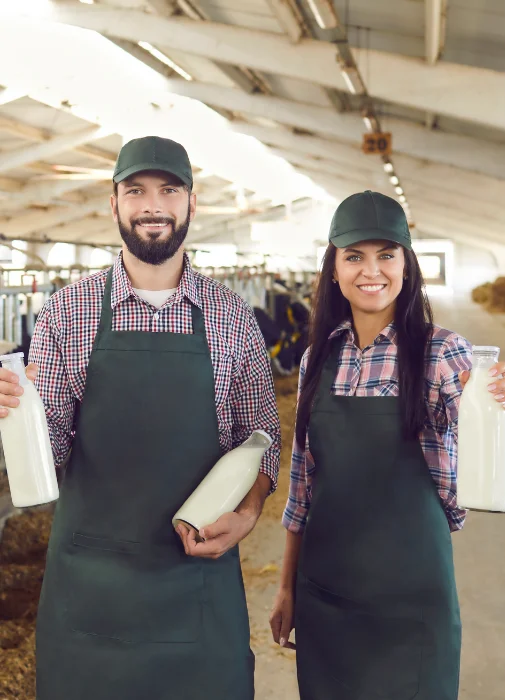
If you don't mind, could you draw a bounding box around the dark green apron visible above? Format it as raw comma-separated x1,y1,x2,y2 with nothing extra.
296,338,461,700
36,269,254,700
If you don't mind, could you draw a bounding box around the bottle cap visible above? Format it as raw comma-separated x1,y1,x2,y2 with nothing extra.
0,351,24,363
0,352,28,385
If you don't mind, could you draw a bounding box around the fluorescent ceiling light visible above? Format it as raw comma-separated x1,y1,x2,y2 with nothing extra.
383,162,394,174
340,65,364,95
306,0,339,29
138,41,193,81
390,175,399,186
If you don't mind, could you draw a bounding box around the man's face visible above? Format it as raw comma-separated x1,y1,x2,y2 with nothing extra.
111,170,196,265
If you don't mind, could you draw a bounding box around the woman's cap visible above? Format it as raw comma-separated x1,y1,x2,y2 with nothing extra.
329,190,412,250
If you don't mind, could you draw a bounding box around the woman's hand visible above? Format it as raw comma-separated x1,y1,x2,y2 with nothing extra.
269,586,296,650
460,362,505,409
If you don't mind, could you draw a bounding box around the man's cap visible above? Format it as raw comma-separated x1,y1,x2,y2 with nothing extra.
329,190,412,250
113,136,193,188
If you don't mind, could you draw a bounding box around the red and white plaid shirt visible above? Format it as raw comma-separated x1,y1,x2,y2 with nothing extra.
29,253,281,488
283,321,473,534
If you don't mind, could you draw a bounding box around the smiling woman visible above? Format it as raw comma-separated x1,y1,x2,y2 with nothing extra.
270,190,474,700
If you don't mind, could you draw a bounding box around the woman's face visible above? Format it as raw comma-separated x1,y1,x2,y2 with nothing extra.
334,239,406,317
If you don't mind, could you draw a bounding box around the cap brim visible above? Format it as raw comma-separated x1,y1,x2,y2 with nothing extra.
113,162,192,187
329,228,412,251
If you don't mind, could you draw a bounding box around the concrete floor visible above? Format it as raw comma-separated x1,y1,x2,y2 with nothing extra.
243,293,505,699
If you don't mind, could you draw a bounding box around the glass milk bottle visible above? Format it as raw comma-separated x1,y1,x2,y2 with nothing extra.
0,352,59,508
173,430,272,537
458,346,505,512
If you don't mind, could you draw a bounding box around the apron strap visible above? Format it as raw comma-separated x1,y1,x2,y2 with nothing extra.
312,332,344,412
190,304,206,337
95,266,206,339
95,267,114,339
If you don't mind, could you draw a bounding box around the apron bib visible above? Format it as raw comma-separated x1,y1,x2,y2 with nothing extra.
296,338,461,700
36,269,254,700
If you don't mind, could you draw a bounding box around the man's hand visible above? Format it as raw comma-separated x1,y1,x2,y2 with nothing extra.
176,511,256,559
459,362,505,409
0,363,38,418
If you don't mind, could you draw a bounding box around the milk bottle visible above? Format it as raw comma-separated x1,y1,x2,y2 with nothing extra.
0,352,58,508
457,346,505,512
173,430,272,536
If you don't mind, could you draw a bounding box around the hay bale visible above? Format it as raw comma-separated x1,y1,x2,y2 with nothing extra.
472,277,505,313
472,282,492,305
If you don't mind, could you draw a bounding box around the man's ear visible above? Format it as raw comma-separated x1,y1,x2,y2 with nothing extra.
110,195,118,223
189,192,197,222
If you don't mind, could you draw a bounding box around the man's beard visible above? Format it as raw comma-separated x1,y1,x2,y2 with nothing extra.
117,204,191,266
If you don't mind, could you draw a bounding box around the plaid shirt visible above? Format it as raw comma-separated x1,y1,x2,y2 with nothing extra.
282,321,473,534
29,253,281,488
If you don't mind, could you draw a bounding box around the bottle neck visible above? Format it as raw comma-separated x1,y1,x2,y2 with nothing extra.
6,361,29,386
473,353,499,370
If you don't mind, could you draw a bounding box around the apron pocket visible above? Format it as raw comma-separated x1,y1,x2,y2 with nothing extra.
297,577,424,700
64,533,203,644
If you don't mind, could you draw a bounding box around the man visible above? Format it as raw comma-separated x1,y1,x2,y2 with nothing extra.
0,136,281,700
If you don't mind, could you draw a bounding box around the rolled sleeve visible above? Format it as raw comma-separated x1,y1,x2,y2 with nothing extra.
28,300,76,467
439,333,473,530
229,307,281,492
282,349,314,533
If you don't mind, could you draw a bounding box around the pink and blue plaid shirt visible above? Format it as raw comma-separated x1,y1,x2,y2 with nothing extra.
282,321,473,533
29,253,281,488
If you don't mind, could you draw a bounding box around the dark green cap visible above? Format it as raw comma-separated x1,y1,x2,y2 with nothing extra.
329,190,411,250
113,136,193,188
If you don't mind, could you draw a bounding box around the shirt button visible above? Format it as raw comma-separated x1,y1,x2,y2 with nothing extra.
153,313,159,321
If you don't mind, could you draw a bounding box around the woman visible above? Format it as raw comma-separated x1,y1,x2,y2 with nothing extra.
269,190,490,700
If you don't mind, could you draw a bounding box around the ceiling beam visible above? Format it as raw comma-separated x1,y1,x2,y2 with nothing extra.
74,144,117,165
268,146,378,183
41,213,117,244
0,111,118,166
0,195,108,237
3,178,99,209
10,3,505,130
233,122,505,208
164,79,505,180
0,113,49,141
0,124,112,174
414,203,505,245
0,31,328,206
265,0,305,42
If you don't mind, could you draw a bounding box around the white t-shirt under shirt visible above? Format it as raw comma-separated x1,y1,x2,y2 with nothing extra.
132,288,177,309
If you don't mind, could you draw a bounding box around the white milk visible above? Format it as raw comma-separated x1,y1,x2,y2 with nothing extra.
0,352,58,508
458,346,505,512
172,430,272,535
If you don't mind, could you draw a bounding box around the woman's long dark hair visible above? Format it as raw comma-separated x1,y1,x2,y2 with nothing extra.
295,243,434,448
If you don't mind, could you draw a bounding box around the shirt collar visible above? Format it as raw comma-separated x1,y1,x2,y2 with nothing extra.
110,251,202,310
328,319,397,346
